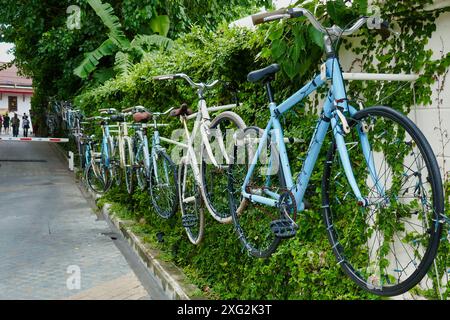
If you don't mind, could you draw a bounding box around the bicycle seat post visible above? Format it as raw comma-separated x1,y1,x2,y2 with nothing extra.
264,75,275,103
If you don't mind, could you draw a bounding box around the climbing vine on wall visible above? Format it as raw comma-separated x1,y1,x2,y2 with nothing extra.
74,0,450,299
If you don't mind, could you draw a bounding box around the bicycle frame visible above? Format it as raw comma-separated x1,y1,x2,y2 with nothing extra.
159,99,237,184
241,56,382,211
150,122,171,186
101,123,113,168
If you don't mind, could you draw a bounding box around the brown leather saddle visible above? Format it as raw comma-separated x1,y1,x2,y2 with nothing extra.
133,111,152,123
170,103,193,117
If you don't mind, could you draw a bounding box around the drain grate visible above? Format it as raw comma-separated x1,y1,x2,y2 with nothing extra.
0,159,48,163
101,232,118,240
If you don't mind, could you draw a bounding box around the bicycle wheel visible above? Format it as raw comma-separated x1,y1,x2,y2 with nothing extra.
201,111,246,223
149,149,179,219
228,126,289,258
322,106,444,296
85,162,112,194
124,138,134,194
108,136,121,187
179,160,204,245
135,136,149,190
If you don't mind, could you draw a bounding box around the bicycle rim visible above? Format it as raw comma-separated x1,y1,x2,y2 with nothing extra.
201,111,246,223
135,144,148,190
149,150,178,219
124,139,134,194
228,126,284,258
322,106,443,296
179,161,204,245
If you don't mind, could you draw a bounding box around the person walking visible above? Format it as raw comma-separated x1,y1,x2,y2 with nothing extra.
22,115,30,137
0,115,3,135
11,113,20,137
3,114,10,135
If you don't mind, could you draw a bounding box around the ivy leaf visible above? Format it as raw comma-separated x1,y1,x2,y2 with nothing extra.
291,42,302,62
268,24,284,41
308,24,324,49
271,39,287,60
283,58,299,80
299,57,312,76
354,0,368,15
326,0,347,25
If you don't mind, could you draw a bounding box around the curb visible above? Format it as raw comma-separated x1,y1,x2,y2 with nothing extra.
82,180,202,300
51,141,203,300
101,204,201,300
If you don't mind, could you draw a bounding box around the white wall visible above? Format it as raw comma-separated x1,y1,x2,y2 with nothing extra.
338,11,450,180
0,43,14,63
0,92,33,134
416,11,450,179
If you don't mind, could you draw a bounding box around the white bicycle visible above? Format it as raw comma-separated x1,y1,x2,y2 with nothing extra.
154,73,246,244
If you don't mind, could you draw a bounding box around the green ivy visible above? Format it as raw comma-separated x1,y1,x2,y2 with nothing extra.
72,0,450,299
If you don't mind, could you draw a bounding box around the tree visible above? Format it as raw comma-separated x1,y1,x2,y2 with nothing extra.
0,0,270,135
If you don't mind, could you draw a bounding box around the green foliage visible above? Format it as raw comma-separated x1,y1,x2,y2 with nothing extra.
74,38,117,78
88,0,131,48
3,0,449,299
76,0,450,300
73,0,174,81
149,15,170,36
0,0,266,135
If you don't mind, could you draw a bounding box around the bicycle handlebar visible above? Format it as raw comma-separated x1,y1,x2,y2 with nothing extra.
251,7,390,38
153,73,219,90
84,116,108,122
99,108,117,115
122,105,150,114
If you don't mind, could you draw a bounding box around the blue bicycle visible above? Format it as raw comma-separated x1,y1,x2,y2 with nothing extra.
83,111,122,194
123,105,179,219
228,8,444,296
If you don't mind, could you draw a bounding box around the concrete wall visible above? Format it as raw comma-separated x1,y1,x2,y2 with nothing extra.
418,10,450,180
338,10,450,180
232,4,450,179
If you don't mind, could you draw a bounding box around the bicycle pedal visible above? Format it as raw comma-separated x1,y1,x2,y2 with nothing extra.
182,214,198,228
303,199,311,210
270,219,298,239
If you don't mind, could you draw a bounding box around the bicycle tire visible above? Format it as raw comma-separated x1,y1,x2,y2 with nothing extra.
124,137,134,194
322,106,444,296
200,111,246,223
179,160,204,245
149,149,179,219
135,135,149,190
228,126,286,258
85,162,112,194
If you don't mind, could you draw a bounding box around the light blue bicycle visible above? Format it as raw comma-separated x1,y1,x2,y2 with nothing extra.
83,110,123,193
228,8,444,296
123,105,179,219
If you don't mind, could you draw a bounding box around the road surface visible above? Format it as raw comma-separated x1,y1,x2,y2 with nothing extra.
0,138,167,299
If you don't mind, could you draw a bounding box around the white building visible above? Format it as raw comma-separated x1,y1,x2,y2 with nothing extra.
0,63,33,135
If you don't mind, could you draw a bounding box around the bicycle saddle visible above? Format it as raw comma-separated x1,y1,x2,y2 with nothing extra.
170,103,193,117
133,111,152,123
247,64,280,83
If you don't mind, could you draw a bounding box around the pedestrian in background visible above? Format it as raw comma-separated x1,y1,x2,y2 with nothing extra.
11,113,20,137
0,115,3,134
22,115,30,137
3,114,10,135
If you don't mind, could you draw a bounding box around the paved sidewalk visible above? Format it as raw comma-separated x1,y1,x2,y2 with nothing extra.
0,139,153,299
66,272,149,300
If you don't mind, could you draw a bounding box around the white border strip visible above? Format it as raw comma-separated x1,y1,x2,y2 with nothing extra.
0,137,69,142
342,73,419,82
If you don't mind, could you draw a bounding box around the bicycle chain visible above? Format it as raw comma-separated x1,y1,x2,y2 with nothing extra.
245,183,298,222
